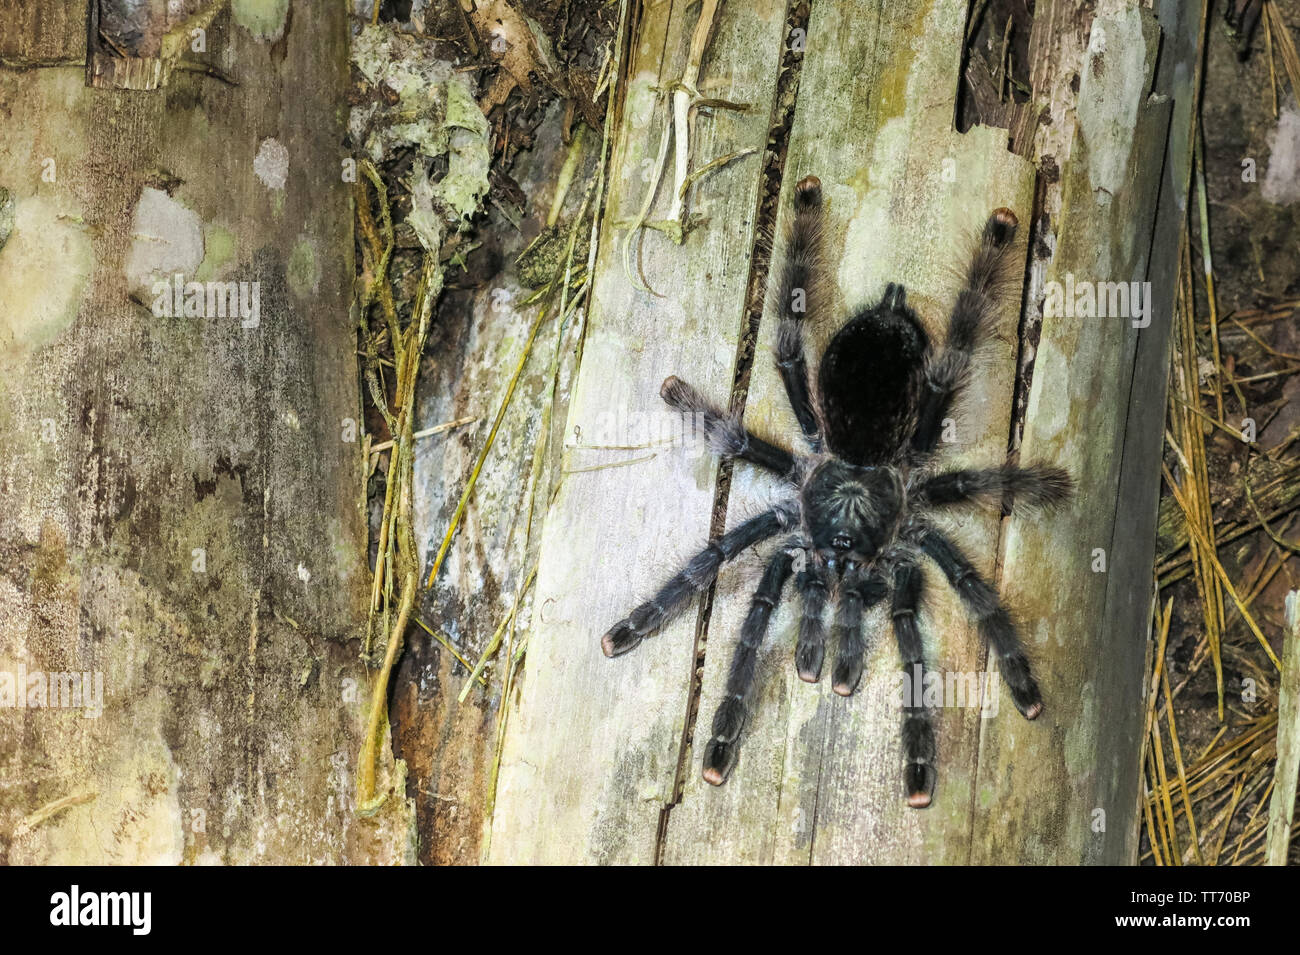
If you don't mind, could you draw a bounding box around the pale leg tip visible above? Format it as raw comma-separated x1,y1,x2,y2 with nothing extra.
991,206,1019,229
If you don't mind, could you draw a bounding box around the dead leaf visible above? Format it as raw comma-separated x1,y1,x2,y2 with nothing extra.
471,0,555,113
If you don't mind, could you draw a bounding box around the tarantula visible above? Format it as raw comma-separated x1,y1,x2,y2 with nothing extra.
600,175,1072,808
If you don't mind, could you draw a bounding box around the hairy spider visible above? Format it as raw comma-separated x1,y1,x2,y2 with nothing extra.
600,175,1072,808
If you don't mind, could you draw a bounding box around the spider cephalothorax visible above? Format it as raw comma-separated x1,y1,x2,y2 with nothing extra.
601,175,1072,808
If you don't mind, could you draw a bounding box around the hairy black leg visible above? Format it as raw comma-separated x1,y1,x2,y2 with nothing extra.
919,529,1044,720
916,463,1073,511
912,208,1020,453
601,504,797,657
660,375,796,476
702,548,795,785
891,561,937,808
830,567,889,696
773,175,825,448
794,561,829,682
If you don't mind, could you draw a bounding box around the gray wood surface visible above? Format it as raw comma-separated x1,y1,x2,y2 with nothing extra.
971,6,1171,865
660,0,1033,865
490,0,1196,865
488,0,792,864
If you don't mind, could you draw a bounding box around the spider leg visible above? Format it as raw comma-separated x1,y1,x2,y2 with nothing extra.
830,567,889,696
911,208,1020,454
793,561,829,682
702,546,796,784
918,528,1044,720
891,560,937,809
916,463,1073,511
660,375,796,476
773,175,825,449
601,504,797,657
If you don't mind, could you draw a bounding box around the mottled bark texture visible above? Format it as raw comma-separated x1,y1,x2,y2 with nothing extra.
0,0,414,863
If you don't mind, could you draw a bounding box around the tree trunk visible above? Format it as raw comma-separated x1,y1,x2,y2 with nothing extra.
0,1,414,863
487,0,1202,864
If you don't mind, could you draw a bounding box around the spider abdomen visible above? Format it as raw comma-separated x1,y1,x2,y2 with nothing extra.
818,287,929,465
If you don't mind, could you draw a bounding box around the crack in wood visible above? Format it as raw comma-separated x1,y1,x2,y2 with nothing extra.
654,0,813,862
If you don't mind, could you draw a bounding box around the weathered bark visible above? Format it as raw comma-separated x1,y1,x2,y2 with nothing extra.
487,0,1202,864
0,1,413,863
1267,591,1300,865
975,3,1173,865
395,105,595,864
